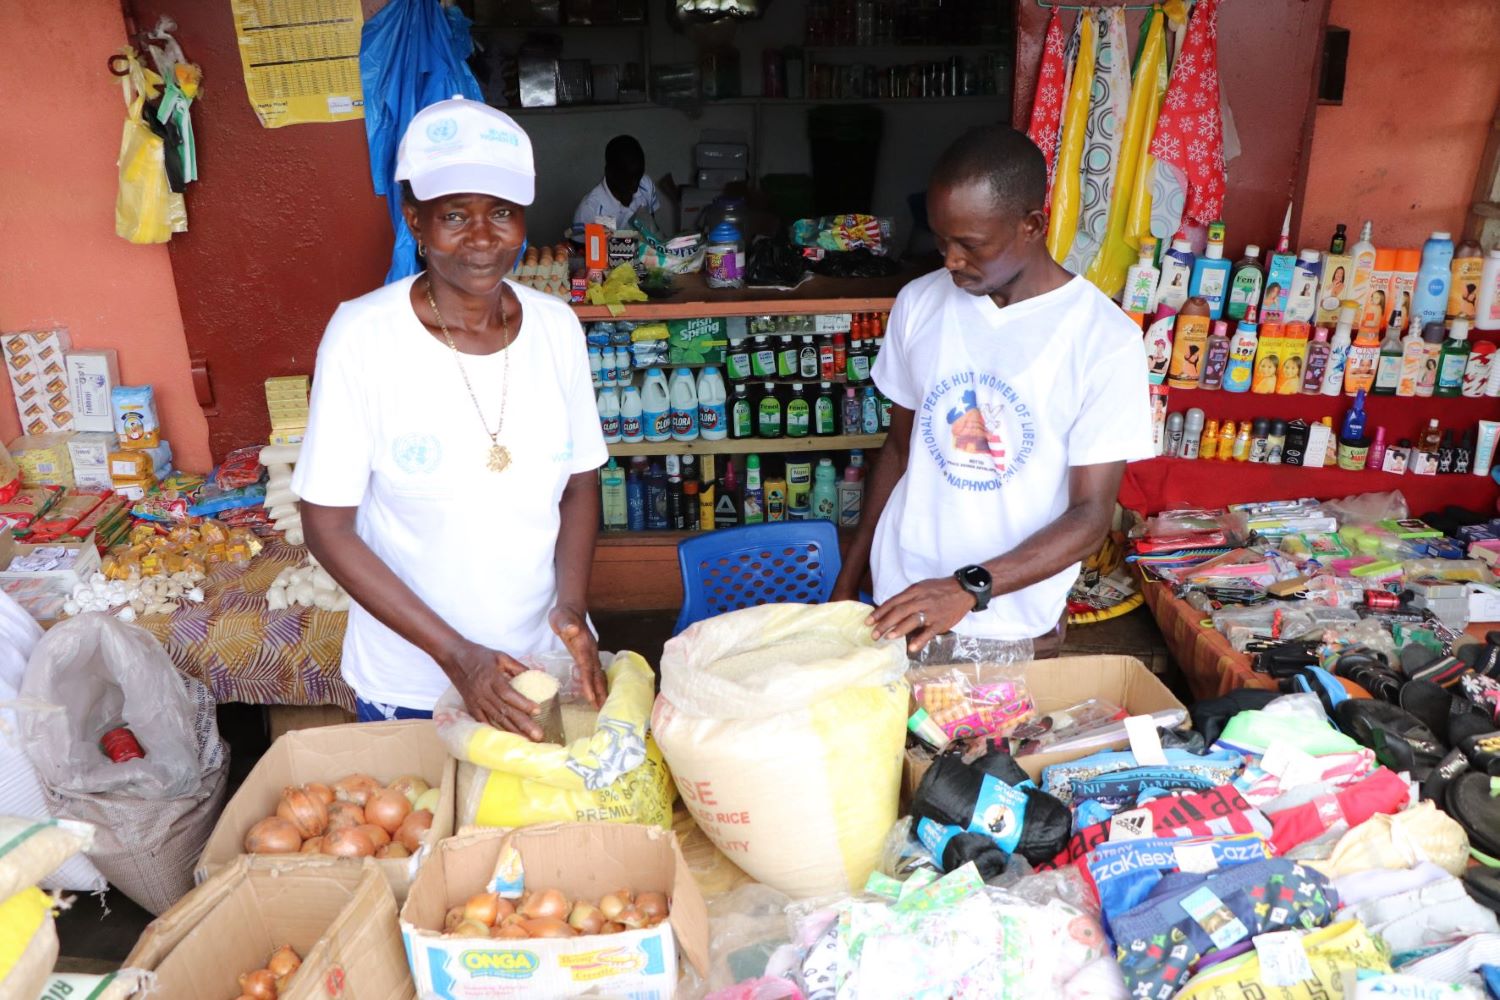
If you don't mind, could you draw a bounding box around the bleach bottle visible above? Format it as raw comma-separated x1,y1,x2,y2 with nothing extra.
597,387,621,443
1410,232,1455,329
619,385,644,443
641,368,672,443
696,366,727,441
669,367,699,441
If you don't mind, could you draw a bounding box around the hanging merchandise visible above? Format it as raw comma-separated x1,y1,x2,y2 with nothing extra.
1148,0,1227,237
111,48,187,244
1025,10,1068,212
1045,11,1095,264
141,18,203,188
360,0,484,283
1066,7,1131,275
1085,6,1168,297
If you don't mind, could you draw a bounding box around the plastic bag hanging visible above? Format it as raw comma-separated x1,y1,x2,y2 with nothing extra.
359,0,484,284
113,48,179,244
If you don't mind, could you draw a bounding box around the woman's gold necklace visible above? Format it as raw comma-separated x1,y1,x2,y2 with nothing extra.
424,277,512,473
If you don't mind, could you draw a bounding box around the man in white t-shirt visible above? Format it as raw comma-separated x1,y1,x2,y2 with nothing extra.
832,126,1153,656
572,134,661,232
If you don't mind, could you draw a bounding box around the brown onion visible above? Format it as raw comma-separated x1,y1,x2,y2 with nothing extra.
332,774,380,805
635,891,668,920
444,905,468,933
493,923,529,939
521,916,576,938
277,785,328,838
299,837,324,854
413,787,442,814
365,789,412,834
376,842,409,859
304,782,335,806
238,969,277,1000
326,801,365,831
601,921,626,934
598,893,626,920
451,918,490,938
267,945,301,978
357,824,391,850
464,893,503,927
323,827,375,858
568,902,604,935
616,905,646,929
395,809,433,852
387,774,431,805
521,888,568,921
244,817,302,854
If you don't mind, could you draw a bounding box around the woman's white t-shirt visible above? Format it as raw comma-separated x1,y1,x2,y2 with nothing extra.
292,276,607,709
870,270,1154,640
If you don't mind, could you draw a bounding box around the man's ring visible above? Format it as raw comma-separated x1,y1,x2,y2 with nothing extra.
917,611,927,627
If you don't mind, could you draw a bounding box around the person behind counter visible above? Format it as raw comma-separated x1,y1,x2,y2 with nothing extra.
572,134,661,232
294,97,608,736
831,126,1154,657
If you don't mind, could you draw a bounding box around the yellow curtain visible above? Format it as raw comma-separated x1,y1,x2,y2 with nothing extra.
1084,7,1168,295
1045,10,1096,264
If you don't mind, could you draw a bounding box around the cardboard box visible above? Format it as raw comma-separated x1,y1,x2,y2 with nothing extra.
125,856,414,1000
695,142,748,169
695,167,748,190
196,720,456,901
901,655,1186,807
66,431,115,471
401,824,708,999
0,531,101,598
64,349,119,433
5,329,73,434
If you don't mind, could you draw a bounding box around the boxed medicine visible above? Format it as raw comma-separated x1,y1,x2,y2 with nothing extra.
64,349,119,433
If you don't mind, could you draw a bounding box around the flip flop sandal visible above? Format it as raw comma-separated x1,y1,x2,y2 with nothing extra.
1444,771,1500,859
1336,699,1447,781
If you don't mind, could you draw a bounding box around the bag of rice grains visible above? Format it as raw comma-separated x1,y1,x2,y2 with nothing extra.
652,602,909,898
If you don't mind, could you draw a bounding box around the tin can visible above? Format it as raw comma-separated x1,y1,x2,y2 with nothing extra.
1363,589,1401,611
100,726,145,762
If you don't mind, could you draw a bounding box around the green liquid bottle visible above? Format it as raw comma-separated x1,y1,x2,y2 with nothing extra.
757,382,782,438
1436,318,1472,397
730,384,753,438
813,381,837,435
785,383,810,438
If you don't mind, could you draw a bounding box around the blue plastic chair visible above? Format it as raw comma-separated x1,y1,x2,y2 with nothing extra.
673,521,843,635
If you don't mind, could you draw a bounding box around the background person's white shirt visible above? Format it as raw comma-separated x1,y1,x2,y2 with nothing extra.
292,276,607,709
572,176,661,231
870,271,1154,640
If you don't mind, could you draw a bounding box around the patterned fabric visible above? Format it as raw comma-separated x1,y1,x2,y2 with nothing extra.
125,539,354,709
1026,10,1069,212
1147,0,1226,230
1067,5,1130,275
355,697,432,721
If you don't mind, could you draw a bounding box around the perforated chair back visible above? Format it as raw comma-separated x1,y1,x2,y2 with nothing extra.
673,521,843,635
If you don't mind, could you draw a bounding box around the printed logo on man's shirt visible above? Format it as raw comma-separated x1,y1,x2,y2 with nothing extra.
918,372,1036,491
392,433,443,475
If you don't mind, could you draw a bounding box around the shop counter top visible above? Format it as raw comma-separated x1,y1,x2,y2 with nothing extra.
1140,579,1274,701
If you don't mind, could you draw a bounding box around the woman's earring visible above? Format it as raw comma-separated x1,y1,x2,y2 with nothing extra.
417,240,427,258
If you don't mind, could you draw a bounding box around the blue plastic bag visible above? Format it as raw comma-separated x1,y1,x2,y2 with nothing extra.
360,0,483,283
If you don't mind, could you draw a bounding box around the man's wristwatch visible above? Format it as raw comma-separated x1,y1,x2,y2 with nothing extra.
954,565,993,612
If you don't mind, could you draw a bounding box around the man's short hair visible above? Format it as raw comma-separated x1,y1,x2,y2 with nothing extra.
605,135,646,173
930,126,1047,217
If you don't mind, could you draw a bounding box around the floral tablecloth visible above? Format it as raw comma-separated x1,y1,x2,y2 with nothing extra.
131,539,354,709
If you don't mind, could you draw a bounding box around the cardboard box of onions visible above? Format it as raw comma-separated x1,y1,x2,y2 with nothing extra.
196,720,456,900
125,856,413,1000
400,824,709,999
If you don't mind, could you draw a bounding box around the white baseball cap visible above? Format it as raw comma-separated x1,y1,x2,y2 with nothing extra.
394,96,535,206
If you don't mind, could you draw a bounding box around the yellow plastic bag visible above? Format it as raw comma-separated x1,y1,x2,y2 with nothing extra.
114,48,185,244
435,651,674,829
0,887,59,1000
1046,11,1096,265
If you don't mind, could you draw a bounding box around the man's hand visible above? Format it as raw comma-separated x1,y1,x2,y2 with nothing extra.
550,605,606,709
868,576,977,654
439,639,542,740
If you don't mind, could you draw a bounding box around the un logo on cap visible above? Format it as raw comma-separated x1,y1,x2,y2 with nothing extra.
425,117,458,143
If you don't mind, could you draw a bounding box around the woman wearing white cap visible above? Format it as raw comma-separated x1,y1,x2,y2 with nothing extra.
294,98,608,736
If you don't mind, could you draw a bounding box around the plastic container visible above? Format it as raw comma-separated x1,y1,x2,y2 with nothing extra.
1477,249,1500,332
597,387,621,443
669,368,699,441
696,367,727,440
809,458,838,521
1410,232,1455,329
705,222,744,289
619,385,644,443
641,368,672,443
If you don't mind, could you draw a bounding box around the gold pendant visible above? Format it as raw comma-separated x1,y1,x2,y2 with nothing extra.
487,443,511,473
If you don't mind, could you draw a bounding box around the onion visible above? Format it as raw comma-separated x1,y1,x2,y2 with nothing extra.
493,923,530,939
521,916,576,939
332,774,380,805
323,827,375,858
611,888,635,904
326,802,365,831
464,893,502,926
451,918,491,938
635,891,668,920
267,945,301,978
304,782,334,806
499,912,525,928
616,905,646,929
601,921,626,934
300,837,324,854
376,842,409,859
244,817,302,854
387,774,431,805
444,905,468,933
395,809,433,852
277,786,328,838
238,969,277,1000
357,824,391,850
365,789,412,834
521,888,568,921
568,902,604,935
413,788,442,814
598,893,626,920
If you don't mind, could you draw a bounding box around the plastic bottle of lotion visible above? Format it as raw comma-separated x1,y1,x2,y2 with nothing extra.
1223,310,1259,394
1451,238,1485,321
742,454,764,524
836,465,864,527
1302,327,1331,393
1360,249,1397,335
1156,239,1196,312
1226,244,1265,321
1387,250,1421,333
696,366,727,440
1321,303,1355,397
1189,222,1232,319
1199,320,1231,390
1167,297,1212,389
1286,250,1322,323
600,459,627,530
1123,237,1161,314
1415,322,1443,398
1395,320,1426,397
809,458,837,521
1437,318,1471,398
1410,232,1455,329
1366,427,1387,471
1349,220,1378,313
1345,317,1382,396
1476,250,1500,332
1263,203,1298,323
1464,341,1495,398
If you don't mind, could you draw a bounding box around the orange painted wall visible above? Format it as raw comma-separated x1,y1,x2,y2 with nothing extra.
1298,0,1500,248
0,1,211,472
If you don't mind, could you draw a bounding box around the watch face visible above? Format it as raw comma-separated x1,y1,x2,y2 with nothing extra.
960,565,991,589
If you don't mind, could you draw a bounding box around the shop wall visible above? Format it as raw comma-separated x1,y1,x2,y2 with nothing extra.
0,1,212,471
1297,0,1500,249
1013,0,1330,250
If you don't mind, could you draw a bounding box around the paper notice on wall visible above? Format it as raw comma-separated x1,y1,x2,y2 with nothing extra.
231,0,365,128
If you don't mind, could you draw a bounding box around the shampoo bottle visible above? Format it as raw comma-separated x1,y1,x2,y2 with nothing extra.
1189,222,1232,319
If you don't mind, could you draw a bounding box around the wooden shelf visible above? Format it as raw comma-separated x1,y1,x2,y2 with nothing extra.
607,433,885,457
573,271,914,320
